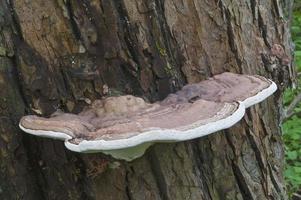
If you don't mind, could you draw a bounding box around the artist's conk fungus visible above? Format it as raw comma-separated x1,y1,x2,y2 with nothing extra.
19,72,277,161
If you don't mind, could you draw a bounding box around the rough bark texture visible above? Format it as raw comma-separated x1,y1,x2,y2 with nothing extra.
0,0,294,199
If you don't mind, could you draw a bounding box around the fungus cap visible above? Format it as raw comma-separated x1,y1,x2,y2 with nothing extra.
163,72,277,108
19,72,277,161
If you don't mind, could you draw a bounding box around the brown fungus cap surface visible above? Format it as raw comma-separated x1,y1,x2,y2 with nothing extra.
162,72,273,106
20,96,239,142
19,72,276,156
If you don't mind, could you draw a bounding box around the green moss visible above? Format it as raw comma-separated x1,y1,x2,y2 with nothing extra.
155,42,167,57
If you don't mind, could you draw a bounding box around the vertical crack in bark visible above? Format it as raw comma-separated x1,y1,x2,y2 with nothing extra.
21,137,47,199
74,156,94,200
244,128,269,196
10,54,30,111
191,141,213,200
258,11,271,48
259,116,286,197
112,0,140,67
65,0,82,40
250,0,257,21
4,1,29,109
125,168,133,200
6,0,24,40
244,114,284,198
224,129,257,200
58,67,75,101
245,129,266,172
271,0,281,18
147,151,169,200
153,0,186,86
231,161,254,200
224,7,242,71
267,164,282,195
224,130,237,153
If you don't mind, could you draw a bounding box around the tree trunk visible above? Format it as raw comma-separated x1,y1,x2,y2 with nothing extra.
0,0,294,199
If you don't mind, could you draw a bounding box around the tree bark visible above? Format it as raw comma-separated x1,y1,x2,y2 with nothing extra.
0,0,294,199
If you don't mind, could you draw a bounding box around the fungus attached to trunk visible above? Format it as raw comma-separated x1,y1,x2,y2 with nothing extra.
19,72,277,161
162,72,277,108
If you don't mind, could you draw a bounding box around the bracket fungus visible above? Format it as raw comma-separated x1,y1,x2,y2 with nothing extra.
19,72,277,161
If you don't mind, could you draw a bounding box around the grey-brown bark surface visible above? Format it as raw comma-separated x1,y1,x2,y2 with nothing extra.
0,0,294,199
